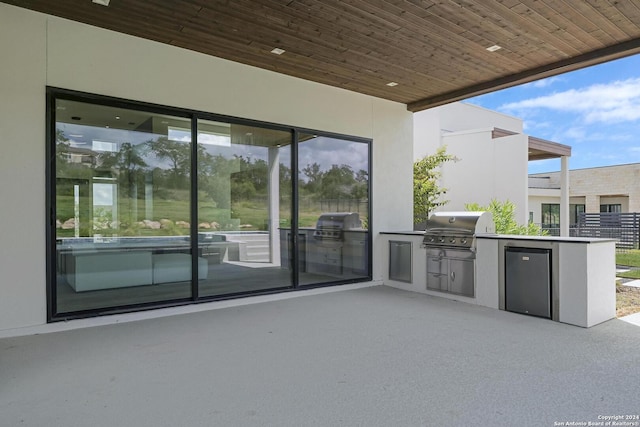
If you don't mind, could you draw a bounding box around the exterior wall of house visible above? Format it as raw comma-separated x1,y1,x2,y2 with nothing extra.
413,102,523,161
439,131,528,223
528,194,561,225
528,163,640,219
413,103,528,224
0,4,413,331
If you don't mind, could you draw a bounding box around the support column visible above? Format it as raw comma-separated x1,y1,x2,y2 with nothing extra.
268,147,281,266
585,195,601,213
560,156,570,237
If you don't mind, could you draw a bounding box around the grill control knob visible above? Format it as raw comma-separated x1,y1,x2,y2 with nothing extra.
461,238,467,244
429,237,435,243
450,238,456,243
438,237,445,243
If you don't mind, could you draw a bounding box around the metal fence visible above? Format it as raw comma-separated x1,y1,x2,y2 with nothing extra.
538,213,640,252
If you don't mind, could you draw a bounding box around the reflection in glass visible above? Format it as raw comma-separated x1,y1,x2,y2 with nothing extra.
51,94,371,317
197,120,293,296
297,134,370,286
55,99,192,313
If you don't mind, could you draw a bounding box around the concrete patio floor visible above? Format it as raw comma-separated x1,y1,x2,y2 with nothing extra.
2,285,639,427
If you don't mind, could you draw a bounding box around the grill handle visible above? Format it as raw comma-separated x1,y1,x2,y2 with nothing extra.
424,227,474,235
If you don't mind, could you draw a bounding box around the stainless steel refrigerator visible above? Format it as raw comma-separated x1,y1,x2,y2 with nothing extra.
505,247,552,319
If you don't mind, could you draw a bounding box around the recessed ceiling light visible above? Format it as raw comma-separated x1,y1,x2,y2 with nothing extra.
486,45,502,52
115,116,120,120
271,48,286,55
92,0,110,6
386,82,398,87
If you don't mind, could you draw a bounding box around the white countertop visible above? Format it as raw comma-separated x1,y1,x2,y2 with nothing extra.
379,231,617,243
476,234,617,244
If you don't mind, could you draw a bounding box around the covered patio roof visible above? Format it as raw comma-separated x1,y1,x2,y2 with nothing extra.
3,0,640,112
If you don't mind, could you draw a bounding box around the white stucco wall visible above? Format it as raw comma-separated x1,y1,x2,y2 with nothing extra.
413,102,528,224
413,102,523,161
0,3,413,331
438,131,528,223
0,5,48,333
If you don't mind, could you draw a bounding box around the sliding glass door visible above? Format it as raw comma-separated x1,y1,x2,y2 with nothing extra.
54,99,193,313
297,133,370,286
49,89,371,320
196,119,293,296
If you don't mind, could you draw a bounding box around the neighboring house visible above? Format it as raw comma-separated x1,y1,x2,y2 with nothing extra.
529,163,640,229
414,102,571,226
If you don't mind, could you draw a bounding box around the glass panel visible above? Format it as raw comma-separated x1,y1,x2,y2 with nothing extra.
197,120,292,296
297,133,370,286
541,204,560,228
55,99,192,313
570,204,585,225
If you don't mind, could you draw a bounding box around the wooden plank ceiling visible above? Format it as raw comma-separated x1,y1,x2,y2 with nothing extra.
4,0,640,112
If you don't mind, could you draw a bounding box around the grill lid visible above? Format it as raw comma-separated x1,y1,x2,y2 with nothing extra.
423,211,495,249
315,212,361,230
314,212,362,242
424,211,495,235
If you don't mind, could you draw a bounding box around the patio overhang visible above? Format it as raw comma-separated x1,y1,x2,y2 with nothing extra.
527,136,572,161
493,128,572,161
2,0,640,112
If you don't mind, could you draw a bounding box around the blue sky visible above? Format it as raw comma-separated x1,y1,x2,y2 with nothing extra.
465,54,640,174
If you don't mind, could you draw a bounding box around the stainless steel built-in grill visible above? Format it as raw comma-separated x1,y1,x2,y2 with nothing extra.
422,211,495,297
310,212,363,276
313,212,361,245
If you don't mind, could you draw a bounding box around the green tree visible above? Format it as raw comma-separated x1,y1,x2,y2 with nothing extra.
321,164,355,199
97,142,148,197
465,199,546,236
413,146,456,224
146,137,190,189
302,162,323,196
351,169,369,199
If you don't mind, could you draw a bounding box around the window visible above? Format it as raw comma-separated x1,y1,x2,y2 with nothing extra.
296,133,370,286
54,98,193,314
541,204,559,229
570,204,585,226
196,119,294,296
48,89,372,320
600,204,621,213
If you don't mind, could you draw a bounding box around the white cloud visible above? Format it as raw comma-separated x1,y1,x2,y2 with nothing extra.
562,127,587,140
527,76,563,88
501,77,640,124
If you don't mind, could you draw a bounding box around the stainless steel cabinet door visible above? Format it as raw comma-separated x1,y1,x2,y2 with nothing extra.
448,258,474,297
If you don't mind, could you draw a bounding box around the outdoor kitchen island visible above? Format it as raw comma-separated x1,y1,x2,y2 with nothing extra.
380,231,617,328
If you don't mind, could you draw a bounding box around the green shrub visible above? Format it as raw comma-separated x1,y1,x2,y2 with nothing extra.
465,199,546,236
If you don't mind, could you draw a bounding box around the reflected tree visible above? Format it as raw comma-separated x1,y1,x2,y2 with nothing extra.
146,137,190,189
